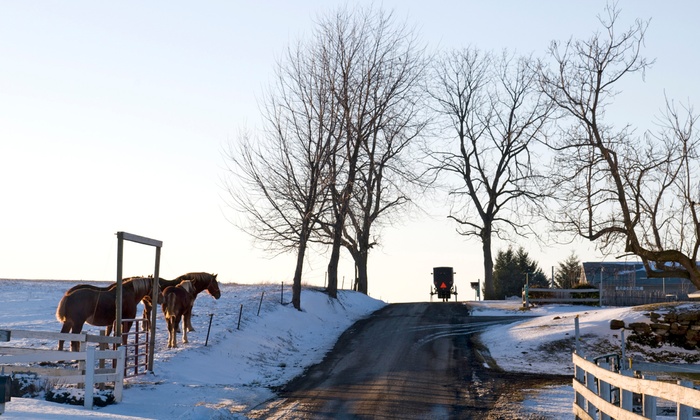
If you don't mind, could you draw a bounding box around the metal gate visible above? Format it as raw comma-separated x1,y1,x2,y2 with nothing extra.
121,318,150,378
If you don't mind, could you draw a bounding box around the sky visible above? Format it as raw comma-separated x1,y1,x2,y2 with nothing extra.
1,1,699,303
1,279,667,418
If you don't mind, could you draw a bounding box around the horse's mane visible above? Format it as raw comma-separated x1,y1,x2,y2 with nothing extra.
174,272,217,283
125,276,153,296
172,272,220,298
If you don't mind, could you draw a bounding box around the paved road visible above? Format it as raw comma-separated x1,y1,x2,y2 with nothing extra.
250,302,568,419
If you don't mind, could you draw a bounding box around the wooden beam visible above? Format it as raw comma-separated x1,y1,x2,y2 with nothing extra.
528,288,598,293
529,298,600,303
0,350,86,364
117,231,163,248
148,246,161,372
10,330,86,341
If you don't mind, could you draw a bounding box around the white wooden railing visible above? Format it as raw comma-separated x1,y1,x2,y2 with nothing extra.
573,352,700,419
0,329,125,409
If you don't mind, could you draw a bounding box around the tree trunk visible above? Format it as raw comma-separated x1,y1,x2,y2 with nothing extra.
482,235,495,300
355,251,368,294
292,232,309,311
326,224,341,298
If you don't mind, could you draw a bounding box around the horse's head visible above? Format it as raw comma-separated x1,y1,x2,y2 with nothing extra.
207,273,221,299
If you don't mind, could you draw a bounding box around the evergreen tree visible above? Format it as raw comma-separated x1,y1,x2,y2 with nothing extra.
554,251,581,289
493,246,547,299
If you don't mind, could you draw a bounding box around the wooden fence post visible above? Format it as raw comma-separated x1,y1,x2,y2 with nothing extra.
78,340,87,377
621,370,634,412
678,380,694,420
574,316,581,355
574,363,586,412
522,284,529,308
257,291,265,316
586,366,598,419
598,362,612,420
642,374,657,420
205,314,214,347
84,346,95,409
114,346,125,402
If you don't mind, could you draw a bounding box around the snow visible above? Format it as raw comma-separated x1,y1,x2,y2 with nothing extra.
0,280,688,419
474,301,648,375
0,280,386,419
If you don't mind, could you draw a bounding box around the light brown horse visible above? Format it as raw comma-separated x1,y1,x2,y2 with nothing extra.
55,277,159,351
173,272,221,332
162,280,197,348
142,272,221,332
141,276,182,329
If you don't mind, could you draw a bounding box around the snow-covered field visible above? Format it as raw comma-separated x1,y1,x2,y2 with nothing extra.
0,280,689,419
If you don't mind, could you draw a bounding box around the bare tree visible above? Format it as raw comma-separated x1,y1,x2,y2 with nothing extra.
342,100,428,294
428,48,552,300
223,33,337,310
318,7,427,297
226,6,426,305
538,5,700,288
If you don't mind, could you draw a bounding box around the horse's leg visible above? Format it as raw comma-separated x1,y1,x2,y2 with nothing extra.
176,311,184,333
122,321,133,345
165,317,170,348
184,303,195,332
58,321,73,351
172,317,178,348
180,314,188,344
165,316,172,348
167,316,176,348
142,297,152,331
70,321,86,352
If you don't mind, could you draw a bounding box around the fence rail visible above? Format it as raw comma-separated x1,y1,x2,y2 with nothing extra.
573,352,700,419
522,285,601,308
0,329,125,409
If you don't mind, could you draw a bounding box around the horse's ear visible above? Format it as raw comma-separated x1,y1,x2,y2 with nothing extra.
213,273,218,278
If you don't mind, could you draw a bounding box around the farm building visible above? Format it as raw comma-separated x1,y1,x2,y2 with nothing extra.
579,261,697,306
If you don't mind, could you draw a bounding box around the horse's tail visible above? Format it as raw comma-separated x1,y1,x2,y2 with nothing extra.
162,289,176,318
56,294,68,322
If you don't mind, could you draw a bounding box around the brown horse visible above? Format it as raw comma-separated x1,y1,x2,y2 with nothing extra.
55,277,159,351
141,276,182,328
142,272,221,332
162,280,197,348
173,272,221,332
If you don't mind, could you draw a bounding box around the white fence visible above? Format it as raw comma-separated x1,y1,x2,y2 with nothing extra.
0,329,125,409
522,285,601,307
573,353,700,419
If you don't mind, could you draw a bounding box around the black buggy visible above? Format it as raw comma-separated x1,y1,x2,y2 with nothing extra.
430,266,457,302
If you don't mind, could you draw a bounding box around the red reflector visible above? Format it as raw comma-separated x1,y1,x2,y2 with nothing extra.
440,282,447,289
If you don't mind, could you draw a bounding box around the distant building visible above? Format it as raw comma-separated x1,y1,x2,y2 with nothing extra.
580,261,696,303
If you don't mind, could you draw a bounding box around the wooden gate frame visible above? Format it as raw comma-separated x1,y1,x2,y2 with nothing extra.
115,231,162,373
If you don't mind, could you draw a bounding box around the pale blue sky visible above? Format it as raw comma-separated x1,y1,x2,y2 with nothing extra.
1,1,698,302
